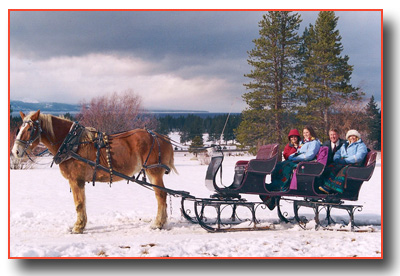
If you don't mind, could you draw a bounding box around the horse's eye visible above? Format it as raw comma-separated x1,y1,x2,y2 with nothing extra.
16,129,20,136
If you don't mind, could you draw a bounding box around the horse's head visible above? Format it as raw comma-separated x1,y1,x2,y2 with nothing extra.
12,110,42,158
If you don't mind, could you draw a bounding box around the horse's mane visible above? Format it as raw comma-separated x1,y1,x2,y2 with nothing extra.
26,112,97,143
25,112,72,140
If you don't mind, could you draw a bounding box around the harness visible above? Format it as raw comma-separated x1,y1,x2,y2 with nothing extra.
136,129,171,183
15,119,43,153
52,122,86,165
51,122,171,187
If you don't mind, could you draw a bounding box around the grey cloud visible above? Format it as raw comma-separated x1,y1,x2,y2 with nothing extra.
10,11,263,60
10,10,381,111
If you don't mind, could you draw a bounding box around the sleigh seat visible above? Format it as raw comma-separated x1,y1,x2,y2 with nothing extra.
288,146,329,192
336,150,378,201
228,144,279,192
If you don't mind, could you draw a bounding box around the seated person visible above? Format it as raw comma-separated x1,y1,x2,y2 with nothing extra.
261,126,320,210
319,129,368,194
267,126,321,194
323,128,346,164
283,129,301,160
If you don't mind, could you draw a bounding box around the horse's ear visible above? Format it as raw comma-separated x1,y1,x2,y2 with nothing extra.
19,111,25,119
31,110,41,121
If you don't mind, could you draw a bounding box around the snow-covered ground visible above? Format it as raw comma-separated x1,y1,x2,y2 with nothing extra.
9,143,382,258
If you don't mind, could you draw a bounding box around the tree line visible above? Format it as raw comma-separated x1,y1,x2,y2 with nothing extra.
156,114,242,144
9,92,380,154
9,98,243,152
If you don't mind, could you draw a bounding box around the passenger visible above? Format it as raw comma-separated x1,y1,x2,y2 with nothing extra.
287,126,321,162
323,128,346,164
319,129,368,194
283,129,301,160
262,126,321,210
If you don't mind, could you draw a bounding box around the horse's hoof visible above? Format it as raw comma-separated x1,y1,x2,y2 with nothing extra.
150,222,164,230
71,227,84,234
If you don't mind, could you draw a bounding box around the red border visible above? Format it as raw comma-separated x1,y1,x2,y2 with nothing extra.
8,9,11,260
8,9,382,11
8,9,384,260
380,9,384,260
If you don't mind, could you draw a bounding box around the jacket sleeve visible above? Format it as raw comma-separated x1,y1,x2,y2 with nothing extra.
283,144,290,160
344,142,368,164
289,140,320,161
333,146,345,164
283,144,297,160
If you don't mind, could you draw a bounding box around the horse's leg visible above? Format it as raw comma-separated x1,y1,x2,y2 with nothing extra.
69,179,87,234
147,172,167,229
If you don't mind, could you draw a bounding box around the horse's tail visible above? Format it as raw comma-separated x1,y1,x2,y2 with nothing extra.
168,150,179,175
170,162,179,175
155,131,179,175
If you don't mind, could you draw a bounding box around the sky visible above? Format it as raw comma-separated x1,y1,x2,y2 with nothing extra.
9,10,382,113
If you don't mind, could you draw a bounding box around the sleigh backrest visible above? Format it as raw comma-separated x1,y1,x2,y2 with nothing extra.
340,150,378,201
364,150,377,167
289,146,329,191
316,146,329,166
256,144,279,160
245,144,279,175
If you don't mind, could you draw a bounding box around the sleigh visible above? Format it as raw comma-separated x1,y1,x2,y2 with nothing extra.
181,144,378,232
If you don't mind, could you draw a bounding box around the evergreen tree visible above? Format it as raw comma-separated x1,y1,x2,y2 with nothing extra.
365,96,381,150
238,11,302,152
298,11,362,139
180,115,204,143
208,115,226,142
224,114,242,142
189,136,205,157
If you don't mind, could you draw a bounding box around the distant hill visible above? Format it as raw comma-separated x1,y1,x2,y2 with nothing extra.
10,100,209,116
10,101,81,115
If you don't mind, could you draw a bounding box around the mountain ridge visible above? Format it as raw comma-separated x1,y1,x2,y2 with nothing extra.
10,100,209,114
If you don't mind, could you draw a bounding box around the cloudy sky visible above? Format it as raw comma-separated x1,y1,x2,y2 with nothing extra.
9,10,382,112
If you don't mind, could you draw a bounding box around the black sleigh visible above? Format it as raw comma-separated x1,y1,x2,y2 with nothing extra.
181,144,378,232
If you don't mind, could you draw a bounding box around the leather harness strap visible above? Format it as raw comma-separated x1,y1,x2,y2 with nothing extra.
53,123,171,187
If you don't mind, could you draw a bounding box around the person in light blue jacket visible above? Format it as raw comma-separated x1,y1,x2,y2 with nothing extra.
319,129,368,194
288,127,321,162
333,129,368,165
269,126,321,194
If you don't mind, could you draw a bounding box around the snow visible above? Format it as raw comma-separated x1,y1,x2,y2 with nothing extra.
9,145,382,259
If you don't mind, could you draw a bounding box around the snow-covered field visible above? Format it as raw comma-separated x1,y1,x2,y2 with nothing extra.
9,146,382,258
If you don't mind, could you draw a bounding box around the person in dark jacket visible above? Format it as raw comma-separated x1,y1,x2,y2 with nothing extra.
323,128,346,164
283,129,301,160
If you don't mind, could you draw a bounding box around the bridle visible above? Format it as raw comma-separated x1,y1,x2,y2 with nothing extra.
15,119,43,156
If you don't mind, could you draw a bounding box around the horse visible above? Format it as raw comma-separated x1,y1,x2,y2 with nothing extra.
11,110,177,234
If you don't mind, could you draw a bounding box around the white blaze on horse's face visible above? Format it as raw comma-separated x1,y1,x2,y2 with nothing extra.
12,121,32,158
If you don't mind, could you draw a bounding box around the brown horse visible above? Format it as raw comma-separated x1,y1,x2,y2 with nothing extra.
11,110,177,234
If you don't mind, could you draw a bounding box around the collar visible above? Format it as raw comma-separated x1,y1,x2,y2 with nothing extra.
331,140,340,147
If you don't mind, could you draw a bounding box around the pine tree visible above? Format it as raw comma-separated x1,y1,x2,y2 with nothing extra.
298,11,362,139
365,96,381,150
237,11,302,152
189,136,205,157
180,115,204,144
